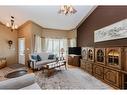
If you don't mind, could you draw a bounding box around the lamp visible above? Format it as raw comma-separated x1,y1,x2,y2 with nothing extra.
58,5,77,15
60,48,65,60
6,16,18,32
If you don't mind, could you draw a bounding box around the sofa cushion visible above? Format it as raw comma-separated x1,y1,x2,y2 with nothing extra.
36,59,56,66
48,54,54,59
38,52,49,60
31,55,38,61
37,55,41,61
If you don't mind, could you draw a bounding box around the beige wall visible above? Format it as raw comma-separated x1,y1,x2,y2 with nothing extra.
0,24,18,65
67,29,77,39
18,21,77,64
42,28,77,39
0,19,77,65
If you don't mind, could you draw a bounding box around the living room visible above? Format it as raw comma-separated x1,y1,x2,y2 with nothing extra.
1,0,127,95
0,6,101,89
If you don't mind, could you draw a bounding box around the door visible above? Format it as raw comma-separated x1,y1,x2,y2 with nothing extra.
93,64,104,79
18,38,25,64
85,62,93,74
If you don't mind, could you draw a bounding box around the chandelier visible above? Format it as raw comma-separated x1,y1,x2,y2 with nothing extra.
58,5,77,15
6,16,18,32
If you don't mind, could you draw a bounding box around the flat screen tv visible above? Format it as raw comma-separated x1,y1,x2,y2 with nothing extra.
68,47,81,55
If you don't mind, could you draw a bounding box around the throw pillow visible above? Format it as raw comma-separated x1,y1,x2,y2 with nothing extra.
37,55,41,61
31,55,38,61
48,54,54,59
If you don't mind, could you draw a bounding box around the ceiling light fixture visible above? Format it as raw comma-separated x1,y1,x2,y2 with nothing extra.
58,5,77,15
6,16,18,32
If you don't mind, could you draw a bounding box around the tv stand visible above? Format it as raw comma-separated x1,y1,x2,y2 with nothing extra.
68,55,81,67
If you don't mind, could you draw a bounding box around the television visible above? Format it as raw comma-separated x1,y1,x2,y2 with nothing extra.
68,47,81,55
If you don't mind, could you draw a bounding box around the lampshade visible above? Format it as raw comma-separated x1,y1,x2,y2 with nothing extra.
60,48,65,53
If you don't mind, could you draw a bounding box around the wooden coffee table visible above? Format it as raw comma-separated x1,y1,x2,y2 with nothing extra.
43,60,67,76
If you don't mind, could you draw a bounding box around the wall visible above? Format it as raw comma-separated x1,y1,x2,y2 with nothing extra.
18,21,32,64
0,23,18,65
42,28,76,38
77,6,127,47
42,28,77,49
18,21,77,64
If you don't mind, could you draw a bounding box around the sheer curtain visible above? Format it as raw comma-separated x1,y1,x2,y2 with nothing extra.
45,38,67,57
70,38,76,47
34,35,42,53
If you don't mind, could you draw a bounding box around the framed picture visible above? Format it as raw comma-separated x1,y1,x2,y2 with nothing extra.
94,19,127,42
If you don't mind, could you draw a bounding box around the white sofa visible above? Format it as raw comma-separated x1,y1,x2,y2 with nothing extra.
0,73,41,89
29,52,57,70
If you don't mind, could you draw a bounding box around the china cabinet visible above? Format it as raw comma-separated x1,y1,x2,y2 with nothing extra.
80,47,127,89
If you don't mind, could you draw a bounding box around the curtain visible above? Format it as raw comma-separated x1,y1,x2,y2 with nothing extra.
34,35,42,53
45,38,67,57
70,38,76,47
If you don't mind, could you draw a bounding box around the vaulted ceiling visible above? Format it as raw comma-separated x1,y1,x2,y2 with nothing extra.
0,6,96,30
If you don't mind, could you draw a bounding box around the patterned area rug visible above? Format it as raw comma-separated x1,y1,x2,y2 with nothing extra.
34,66,113,89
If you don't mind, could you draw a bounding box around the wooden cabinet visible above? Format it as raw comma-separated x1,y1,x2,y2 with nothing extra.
104,68,120,87
68,56,73,65
80,47,127,89
85,62,93,74
68,55,81,67
0,58,7,69
80,59,86,70
93,64,104,79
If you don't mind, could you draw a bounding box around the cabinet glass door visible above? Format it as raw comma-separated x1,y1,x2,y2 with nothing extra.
97,49,104,63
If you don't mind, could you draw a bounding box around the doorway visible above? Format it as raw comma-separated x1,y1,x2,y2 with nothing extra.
18,38,25,65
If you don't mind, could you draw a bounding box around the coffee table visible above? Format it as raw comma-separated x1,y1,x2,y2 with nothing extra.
43,60,67,76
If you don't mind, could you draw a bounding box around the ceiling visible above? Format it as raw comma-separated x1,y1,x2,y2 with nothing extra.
0,6,96,30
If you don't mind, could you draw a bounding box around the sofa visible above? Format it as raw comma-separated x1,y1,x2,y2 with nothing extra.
0,73,41,89
29,52,57,70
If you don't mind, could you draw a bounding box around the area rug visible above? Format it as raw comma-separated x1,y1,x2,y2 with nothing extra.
34,66,113,89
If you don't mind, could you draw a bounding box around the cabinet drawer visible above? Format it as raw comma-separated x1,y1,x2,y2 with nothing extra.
104,68,120,87
93,65,104,79
85,63,92,74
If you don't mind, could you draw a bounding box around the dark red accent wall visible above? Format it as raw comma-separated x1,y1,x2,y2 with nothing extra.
77,6,127,47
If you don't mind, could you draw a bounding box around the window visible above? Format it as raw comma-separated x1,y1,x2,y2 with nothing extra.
45,38,67,57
